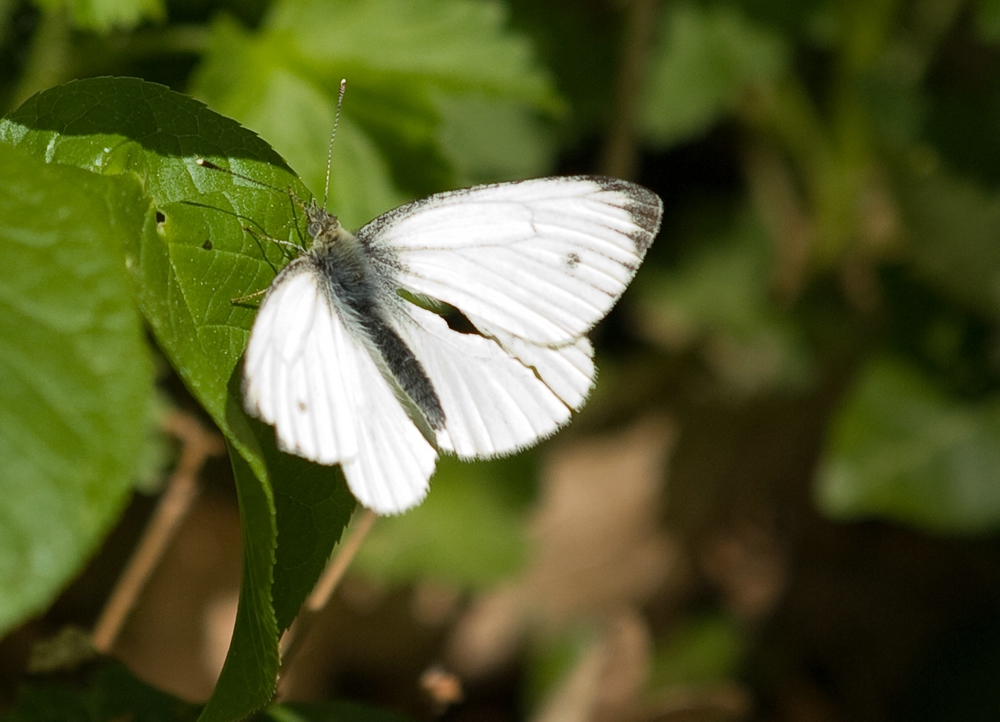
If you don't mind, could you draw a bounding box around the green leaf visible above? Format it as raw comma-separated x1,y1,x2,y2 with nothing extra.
816,356,1000,535
33,0,165,31
977,0,1000,43
355,455,533,588
437,93,557,184
191,17,408,229
0,142,153,635
2,77,354,721
267,0,556,102
646,613,745,690
4,658,201,722
201,446,279,722
191,0,560,205
902,170,1000,319
641,2,789,148
269,448,355,632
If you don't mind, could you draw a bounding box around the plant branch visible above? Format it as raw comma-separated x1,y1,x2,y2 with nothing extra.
276,508,378,694
91,411,225,654
600,0,660,179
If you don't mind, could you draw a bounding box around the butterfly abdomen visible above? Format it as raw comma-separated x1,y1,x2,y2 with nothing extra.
361,314,446,431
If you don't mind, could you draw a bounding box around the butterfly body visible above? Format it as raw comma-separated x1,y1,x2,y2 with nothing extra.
295,203,446,433
242,175,663,514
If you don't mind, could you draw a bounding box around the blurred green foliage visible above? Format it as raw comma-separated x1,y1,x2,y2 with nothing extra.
4,0,1000,719
354,454,534,589
646,613,746,689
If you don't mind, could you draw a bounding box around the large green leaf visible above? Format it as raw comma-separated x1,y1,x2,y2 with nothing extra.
1,77,354,721
4,658,201,722
816,356,1000,535
202,447,278,722
268,446,356,632
0,142,153,635
436,93,557,184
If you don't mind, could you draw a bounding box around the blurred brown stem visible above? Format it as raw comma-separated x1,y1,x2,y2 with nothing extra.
743,143,813,301
91,411,224,654
600,0,659,179
276,508,378,694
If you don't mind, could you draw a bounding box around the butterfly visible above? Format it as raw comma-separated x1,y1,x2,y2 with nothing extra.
227,169,662,515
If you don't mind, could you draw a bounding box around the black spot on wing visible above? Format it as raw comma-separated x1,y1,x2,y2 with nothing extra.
566,252,581,269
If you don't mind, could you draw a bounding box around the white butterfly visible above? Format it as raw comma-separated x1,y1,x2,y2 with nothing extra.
239,174,662,514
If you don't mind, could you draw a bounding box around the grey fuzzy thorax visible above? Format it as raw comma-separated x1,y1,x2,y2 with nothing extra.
295,203,446,431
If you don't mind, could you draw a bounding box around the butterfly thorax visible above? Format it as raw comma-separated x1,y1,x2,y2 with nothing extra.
304,202,346,250
302,201,387,331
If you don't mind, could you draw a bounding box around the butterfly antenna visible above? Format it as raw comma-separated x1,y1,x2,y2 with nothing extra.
195,159,303,203
324,78,347,210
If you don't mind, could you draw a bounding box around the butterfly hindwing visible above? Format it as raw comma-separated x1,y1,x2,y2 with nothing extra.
390,305,593,458
243,262,437,514
489,332,596,412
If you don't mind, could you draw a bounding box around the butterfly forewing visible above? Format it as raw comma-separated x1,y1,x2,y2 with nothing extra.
360,176,663,346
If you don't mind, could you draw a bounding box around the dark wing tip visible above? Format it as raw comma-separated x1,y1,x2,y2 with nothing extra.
587,176,664,254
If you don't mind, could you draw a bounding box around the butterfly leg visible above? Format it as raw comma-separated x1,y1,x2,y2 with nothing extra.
241,225,304,253
231,287,269,306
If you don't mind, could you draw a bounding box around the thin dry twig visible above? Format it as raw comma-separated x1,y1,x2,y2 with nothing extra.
600,0,660,180
304,508,378,614
91,411,225,653
276,508,378,693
